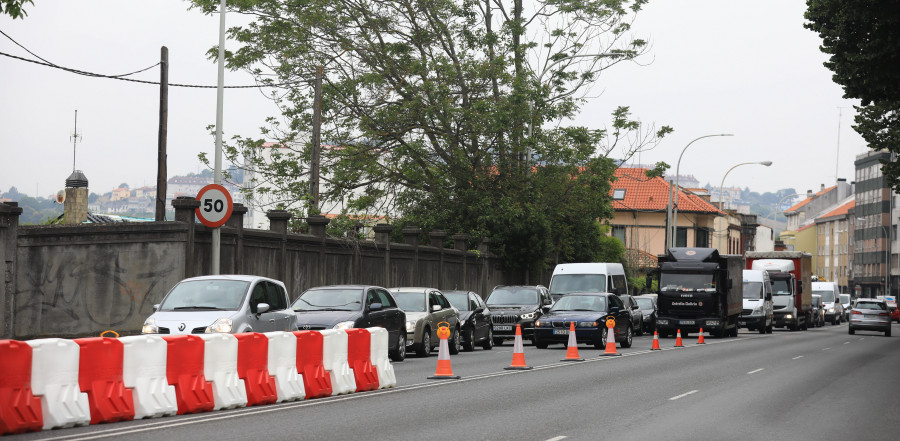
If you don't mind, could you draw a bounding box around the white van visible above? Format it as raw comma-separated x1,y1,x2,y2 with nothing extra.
741,269,774,333
548,263,628,302
812,281,843,325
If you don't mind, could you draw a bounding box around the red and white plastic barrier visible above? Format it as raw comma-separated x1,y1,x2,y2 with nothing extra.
0,327,395,435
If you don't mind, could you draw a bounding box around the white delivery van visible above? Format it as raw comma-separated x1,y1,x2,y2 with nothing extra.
741,269,774,333
812,280,843,325
548,263,628,302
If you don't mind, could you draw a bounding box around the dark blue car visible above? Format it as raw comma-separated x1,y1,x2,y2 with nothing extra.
533,292,634,349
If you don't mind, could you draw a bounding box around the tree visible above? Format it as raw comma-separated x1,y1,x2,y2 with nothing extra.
193,0,670,275
805,0,900,190
0,0,33,19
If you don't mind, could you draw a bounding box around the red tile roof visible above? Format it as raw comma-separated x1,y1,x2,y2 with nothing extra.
611,168,723,214
820,200,855,219
785,186,837,213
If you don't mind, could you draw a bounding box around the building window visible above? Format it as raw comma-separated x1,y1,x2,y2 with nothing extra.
676,227,688,248
696,229,709,248
612,225,626,245
613,189,626,200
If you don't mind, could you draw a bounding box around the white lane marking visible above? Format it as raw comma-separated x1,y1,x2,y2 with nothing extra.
844,342,851,344
747,368,764,374
792,356,804,360
546,437,568,441
822,347,831,351
669,390,699,401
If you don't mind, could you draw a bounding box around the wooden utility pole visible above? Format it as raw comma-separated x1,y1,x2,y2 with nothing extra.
310,65,323,213
155,46,169,221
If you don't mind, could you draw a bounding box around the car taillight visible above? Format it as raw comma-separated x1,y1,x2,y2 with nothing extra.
851,310,862,315
879,312,889,316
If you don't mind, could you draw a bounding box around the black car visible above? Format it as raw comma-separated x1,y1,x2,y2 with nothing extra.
533,292,635,349
618,294,644,336
443,290,494,351
292,285,407,361
634,295,657,334
485,285,552,345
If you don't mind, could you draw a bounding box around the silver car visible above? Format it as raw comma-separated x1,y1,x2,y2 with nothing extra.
390,287,461,357
142,275,297,335
848,298,892,337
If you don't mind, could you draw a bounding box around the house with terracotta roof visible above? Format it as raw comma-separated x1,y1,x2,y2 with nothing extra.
610,168,726,271
816,199,854,291
784,180,851,231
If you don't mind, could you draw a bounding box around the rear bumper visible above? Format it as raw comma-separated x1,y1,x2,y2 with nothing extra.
491,321,535,339
533,328,603,344
656,317,727,333
849,319,891,332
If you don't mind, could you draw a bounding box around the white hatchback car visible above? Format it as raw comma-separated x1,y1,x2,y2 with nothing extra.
141,275,297,335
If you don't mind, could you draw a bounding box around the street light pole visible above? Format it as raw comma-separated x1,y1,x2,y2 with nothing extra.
667,134,734,249
717,161,773,252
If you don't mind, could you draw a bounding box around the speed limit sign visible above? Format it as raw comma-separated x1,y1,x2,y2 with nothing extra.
195,184,234,228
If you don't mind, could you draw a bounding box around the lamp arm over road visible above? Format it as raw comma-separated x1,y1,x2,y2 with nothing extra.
717,161,773,252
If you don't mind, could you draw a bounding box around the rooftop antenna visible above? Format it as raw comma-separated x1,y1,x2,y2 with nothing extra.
836,106,849,182
69,110,82,172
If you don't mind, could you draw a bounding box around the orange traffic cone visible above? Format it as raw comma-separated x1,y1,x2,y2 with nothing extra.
674,329,684,347
599,319,621,356
561,322,584,362
697,328,706,344
651,331,661,350
427,326,460,379
504,324,533,370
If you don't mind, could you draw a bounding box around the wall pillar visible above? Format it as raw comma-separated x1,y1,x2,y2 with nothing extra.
267,210,292,282
453,233,470,291
172,197,200,278
403,227,421,285
227,203,247,274
429,230,447,288
373,224,394,286
0,202,23,339
307,216,330,285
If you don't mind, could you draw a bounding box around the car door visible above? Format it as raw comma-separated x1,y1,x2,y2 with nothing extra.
470,292,488,341
608,294,629,338
247,281,277,332
362,287,391,331
434,291,458,329
266,281,294,331
375,288,404,344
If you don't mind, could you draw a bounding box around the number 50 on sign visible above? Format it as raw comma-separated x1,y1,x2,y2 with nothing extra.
195,184,234,228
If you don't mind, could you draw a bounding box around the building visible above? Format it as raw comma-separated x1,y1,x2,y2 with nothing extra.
852,151,895,298
816,199,854,292
783,180,852,231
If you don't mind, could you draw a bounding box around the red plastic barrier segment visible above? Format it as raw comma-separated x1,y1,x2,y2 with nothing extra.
345,329,379,392
161,335,215,415
74,337,135,424
293,331,332,399
234,333,277,406
0,340,43,435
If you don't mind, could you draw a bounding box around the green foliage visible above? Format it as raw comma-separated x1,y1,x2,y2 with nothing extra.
629,276,657,294
805,0,900,190
0,0,33,19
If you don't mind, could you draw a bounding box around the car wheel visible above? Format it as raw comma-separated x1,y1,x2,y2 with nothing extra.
635,318,643,336
416,328,432,357
449,328,461,355
390,333,406,362
462,328,475,352
832,317,838,326
534,338,549,349
482,328,494,350
766,322,773,334
848,327,855,335
620,325,633,348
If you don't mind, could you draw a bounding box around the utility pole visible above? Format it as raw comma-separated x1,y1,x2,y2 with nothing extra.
310,65,323,214
155,46,169,221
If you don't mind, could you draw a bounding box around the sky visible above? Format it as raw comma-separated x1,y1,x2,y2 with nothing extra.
0,0,869,200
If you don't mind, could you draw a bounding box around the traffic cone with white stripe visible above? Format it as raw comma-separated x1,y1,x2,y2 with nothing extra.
651,331,661,350
674,329,684,347
561,322,584,362
599,319,621,356
504,324,533,370
427,326,460,379
697,328,706,344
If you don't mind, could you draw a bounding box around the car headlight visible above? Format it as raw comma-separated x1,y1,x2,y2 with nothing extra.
827,307,835,313
520,312,536,320
785,314,793,319
405,320,418,332
752,305,764,315
535,319,543,327
205,317,233,333
141,317,158,334
578,321,599,327
333,321,355,330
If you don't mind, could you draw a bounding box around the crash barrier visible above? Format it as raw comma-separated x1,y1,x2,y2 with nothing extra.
0,328,394,435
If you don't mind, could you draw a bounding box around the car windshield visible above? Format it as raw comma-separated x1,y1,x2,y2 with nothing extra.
549,274,606,296
550,295,607,312
855,301,886,310
393,292,427,312
813,290,836,302
486,288,539,305
635,298,654,310
660,272,716,292
292,288,362,312
443,293,470,311
839,294,851,304
743,282,763,299
771,280,793,296
159,279,249,311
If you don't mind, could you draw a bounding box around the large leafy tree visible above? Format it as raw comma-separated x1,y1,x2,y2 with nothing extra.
805,0,900,190
193,0,669,275
0,0,33,19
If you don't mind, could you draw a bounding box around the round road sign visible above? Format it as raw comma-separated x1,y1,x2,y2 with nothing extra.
195,183,234,228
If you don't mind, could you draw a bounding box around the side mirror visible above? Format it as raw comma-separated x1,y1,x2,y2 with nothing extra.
153,303,160,311
432,304,442,312
541,306,551,313
368,302,383,312
609,306,620,314
473,307,484,314
542,298,552,306
256,303,270,314
632,305,640,310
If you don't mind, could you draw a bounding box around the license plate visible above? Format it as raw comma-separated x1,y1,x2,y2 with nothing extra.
494,325,513,331
679,320,695,325
553,329,569,335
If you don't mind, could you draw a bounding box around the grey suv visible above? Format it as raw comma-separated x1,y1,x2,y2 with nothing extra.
486,285,552,345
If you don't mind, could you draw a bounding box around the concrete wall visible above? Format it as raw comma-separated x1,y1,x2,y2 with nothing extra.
0,200,510,339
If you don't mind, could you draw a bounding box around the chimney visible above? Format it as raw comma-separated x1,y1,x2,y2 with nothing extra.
807,189,812,199
63,170,89,224
820,183,825,193
837,178,849,200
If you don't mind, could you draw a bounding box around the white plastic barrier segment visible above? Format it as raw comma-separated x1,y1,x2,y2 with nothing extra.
197,334,247,410
319,330,356,395
26,338,91,430
264,331,305,402
367,328,396,389
120,335,178,419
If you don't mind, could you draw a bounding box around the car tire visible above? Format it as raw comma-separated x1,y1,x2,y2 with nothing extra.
635,318,643,336
620,325,633,348
758,324,766,334
390,333,406,362
449,328,461,355
766,323,773,334
534,338,549,349
832,317,838,326
482,328,494,350
848,327,855,335
416,328,432,357
462,328,475,352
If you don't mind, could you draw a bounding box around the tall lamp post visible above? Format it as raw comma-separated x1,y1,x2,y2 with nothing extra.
857,217,890,298
717,161,773,252
667,134,734,249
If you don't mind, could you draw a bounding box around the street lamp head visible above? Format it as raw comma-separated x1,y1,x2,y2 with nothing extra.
760,161,773,167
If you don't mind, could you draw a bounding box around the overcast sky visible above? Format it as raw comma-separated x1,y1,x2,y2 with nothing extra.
0,0,868,200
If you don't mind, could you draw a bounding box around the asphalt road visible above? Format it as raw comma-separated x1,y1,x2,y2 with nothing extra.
12,323,900,441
